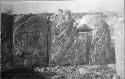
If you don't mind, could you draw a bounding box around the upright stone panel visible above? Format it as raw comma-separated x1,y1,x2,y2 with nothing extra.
13,14,49,67
78,14,113,65
49,14,88,66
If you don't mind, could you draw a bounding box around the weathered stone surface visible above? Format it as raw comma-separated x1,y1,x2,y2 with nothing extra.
13,14,49,67
79,14,113,65
90,22,112,65
49,14,88,66
1,13,115,70
1,13,14,70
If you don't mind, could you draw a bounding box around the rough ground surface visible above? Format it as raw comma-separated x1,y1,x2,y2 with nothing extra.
35,65,116,79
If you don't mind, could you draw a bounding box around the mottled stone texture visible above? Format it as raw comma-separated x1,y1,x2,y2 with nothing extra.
1,13,114,69
85,15,113,65
49,15,89,66
89,23,111,65
13,14,49,67
1,13,14,70
77,14,114,65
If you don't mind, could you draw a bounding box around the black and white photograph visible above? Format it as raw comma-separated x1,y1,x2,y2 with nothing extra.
0,0,124,79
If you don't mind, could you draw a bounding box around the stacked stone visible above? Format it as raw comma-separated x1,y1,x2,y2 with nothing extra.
13,14,49,67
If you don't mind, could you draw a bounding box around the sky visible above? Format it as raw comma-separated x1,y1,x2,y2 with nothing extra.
0,0,124,14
